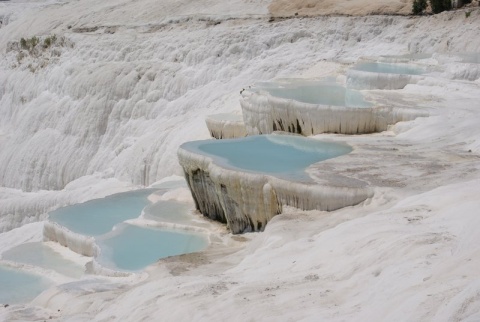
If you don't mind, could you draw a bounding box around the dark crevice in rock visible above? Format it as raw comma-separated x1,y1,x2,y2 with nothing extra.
187,169,227,224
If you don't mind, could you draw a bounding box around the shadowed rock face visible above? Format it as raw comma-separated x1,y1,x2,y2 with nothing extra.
183,167,281,233
187,169,228,224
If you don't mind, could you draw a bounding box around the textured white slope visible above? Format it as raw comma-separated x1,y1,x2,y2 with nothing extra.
1,0,480,320
0,7,479,195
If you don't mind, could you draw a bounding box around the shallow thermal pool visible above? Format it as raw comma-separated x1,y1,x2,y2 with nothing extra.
49,188,156,236
46,184,209,272
96,224,208,272
0,265,51,304
181,135,352,181
351,62,426,75
2,242,84,278
253,80,371,107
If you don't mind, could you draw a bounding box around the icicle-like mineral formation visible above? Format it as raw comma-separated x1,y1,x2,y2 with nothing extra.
178,137,373,234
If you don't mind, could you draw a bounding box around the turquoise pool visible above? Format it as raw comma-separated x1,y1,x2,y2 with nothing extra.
181,135,352,181
0,265,51,304
96,224,208,272
2,243,84,278
46,184,209,272
351,62,426,75
49,189,156,236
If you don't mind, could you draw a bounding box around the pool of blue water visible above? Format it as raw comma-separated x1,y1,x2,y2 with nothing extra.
0,265,51,304
2,243,84,278
96,224,208,272
49,189,156,236
46,182,209,272
181,135,352,181
352,62,425,75
253,80,371,107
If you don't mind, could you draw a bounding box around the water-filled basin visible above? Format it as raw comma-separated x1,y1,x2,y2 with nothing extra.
0,265,51,304
351,62,425,75
96,224,208,272
46,182,210,272
181,135,352,181
2,243,84,278
49,189,156,236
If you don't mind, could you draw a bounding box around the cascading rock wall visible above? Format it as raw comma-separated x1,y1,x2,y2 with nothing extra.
178,146,373,234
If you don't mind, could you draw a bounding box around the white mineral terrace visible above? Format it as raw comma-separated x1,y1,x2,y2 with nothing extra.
240,80,426,135
205,113,247,139
178,135,372,234
41,184,213,276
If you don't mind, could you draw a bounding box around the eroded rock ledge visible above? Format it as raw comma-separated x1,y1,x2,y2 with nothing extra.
178,142,373,234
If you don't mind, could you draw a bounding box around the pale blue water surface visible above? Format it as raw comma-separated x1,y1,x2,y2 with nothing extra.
47,186,209,271
49,189,156,236
352,62,425,75
96,224,208,271
0,265,51,304
181,135,352,181
2,243,84,278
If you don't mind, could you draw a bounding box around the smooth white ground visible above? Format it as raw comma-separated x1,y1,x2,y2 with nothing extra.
0,0,480,320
